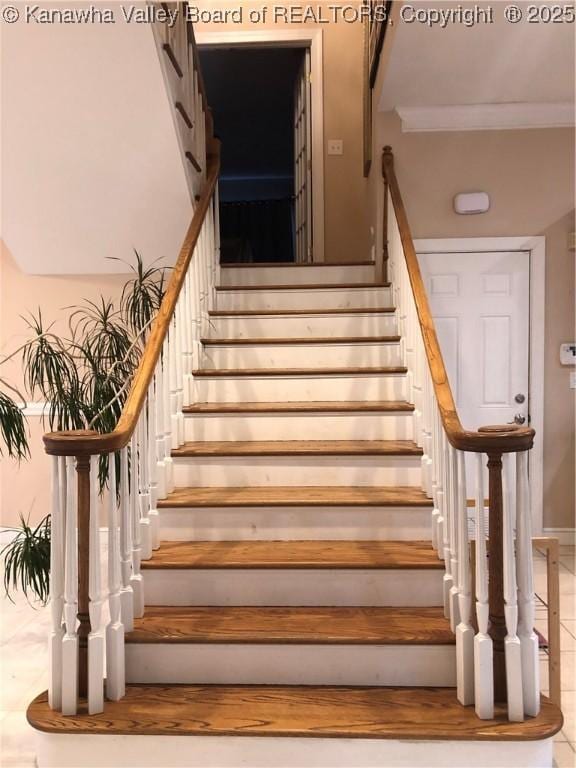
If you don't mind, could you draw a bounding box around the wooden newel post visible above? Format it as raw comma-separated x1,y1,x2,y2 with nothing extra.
75,455,92,699
486,450,507,702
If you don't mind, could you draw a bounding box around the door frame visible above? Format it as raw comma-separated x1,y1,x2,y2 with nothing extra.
196,29,325,262
414,236,545,534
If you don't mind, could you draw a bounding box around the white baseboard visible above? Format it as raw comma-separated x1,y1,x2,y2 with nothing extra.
543,528,576,546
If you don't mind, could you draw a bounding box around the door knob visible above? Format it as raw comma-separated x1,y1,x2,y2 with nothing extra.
508,413,526,425
514,393,525,404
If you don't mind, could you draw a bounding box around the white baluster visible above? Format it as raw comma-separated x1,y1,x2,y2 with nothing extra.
163,340,174,491
48,456,65,710
155,359,167,500
474,453,494,719
106,452,125,701
435,410,446,561
169,324,179,450
455,450,474,705
148,387,160,550
502,452,524,722
61,457,78,715
431,403,441,552
119,446,134,632
138,414,152,561
516,450,540,716
449,442,460,631
213,185,221,300
175,301,185,442
130,436,144,618
441,431,453,618
87,455,105,714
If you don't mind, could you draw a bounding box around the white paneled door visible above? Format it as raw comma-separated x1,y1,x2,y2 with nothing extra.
294,49,312,263
416,250,530,432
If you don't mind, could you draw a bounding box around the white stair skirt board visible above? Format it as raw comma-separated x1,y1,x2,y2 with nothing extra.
192,371,408,403
208,312,398,339
201,340,403,368
142,568,444,606
183,411,414,441
33,732,554,768
171,455,422,487
158,505,433,541
220,264,376,286
125,643,456,686
216,285,392,312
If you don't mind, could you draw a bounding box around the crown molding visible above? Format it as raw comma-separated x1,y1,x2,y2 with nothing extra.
396,102,575,133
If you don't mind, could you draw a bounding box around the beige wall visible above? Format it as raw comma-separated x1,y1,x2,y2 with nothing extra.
0,243,128,526
195,1,371,263
371,111,575,531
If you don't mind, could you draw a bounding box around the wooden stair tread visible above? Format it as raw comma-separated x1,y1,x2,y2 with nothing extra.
28,686,562,741
158,486,432,508
182,400,414,414
171,440,423,458
126,606,454,645
216,282,391,291
192,366,408,377
209,307,395,316
201,335,401,346
141,540,442,570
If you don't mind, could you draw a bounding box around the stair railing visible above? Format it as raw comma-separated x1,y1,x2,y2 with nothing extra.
42,14,220,716
382,146,540,722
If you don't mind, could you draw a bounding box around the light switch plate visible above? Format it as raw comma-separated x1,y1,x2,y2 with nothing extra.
328,139,343,156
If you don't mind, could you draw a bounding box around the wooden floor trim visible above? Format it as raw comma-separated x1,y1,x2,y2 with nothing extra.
126,606,454,645
201,335,401,346
158,485,433,509
171,440,423,458
216,282,391,292
209,307,396,317
191,366,408,378
140,540,443,570
182,400,415,415
27,686,563,741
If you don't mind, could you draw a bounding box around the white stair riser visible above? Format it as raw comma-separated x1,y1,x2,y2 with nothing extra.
126,644,455,687
202,342,402,369
208,313,397,339
142,568,444,606
184,412,414,441
33,732,554,768
158,506,433,541
220,264,376,286
171,456,422,487
192,373,407,403
216,286,392,312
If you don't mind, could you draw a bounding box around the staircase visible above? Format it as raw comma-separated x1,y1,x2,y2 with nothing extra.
28,263,561,767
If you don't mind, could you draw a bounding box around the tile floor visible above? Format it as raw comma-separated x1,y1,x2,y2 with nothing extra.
0,546,574,767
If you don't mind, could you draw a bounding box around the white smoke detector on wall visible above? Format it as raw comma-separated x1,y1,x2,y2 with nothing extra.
454,192,490,215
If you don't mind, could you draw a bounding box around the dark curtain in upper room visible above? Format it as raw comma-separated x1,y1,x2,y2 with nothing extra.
219,199,294,264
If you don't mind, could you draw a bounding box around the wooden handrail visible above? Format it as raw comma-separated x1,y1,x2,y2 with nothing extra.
43,141,221,457
382,146,534,454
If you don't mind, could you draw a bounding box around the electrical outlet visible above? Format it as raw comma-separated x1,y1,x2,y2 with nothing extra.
328,139,343,156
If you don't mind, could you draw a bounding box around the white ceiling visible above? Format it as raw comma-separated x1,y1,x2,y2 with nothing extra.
379,1,575,112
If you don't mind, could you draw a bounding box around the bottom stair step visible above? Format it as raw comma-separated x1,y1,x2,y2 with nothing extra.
28,686,562,768
125,606,456,686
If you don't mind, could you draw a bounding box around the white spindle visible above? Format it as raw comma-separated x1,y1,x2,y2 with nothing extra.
106,452,125,701
148,387,160,550
169,324,179,450
174,301,185,445
441,431,453,618
502,453,525,721
431,404,442,553
163,339,174,491
48,457,65,710
155,358,167,500
448,443,460,631
130,436,144,618
119,446,134,631
436,410,446,562
61,457,78,715
87,455,105,714
474,453,494,719
516,450,540,716
138,414,152,561
455,450,474,705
